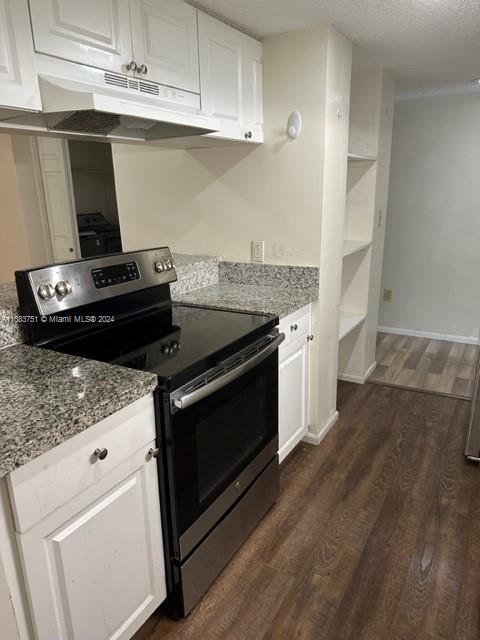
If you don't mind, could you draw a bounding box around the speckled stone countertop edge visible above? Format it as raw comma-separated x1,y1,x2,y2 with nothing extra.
173,284,318,319
0,362,158,478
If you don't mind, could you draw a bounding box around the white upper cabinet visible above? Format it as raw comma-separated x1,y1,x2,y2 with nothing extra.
28,0,200,91
0,0,41,110
130,0,199,93
198,11,263,143
28,0,134,75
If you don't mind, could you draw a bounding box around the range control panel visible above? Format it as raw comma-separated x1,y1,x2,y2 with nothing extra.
91,261,140,289
23,247,177,316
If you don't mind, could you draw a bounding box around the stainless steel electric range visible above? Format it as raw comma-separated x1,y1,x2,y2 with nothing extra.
15,247,284,618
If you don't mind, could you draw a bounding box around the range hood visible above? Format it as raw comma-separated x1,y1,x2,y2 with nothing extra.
0,55,217,142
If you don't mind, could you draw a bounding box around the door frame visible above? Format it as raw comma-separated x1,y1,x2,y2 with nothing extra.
35,137,81,262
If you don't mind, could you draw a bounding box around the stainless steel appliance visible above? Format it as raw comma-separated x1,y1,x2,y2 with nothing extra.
465,356,480,461
15,248,283,618
77,212,122,257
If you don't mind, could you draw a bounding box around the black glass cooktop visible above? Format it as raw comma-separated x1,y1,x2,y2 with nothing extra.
53,304,278,390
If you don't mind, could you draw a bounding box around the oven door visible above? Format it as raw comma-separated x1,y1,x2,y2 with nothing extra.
163,333,283,561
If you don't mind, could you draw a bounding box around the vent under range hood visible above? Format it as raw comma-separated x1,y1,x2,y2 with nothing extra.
0,55,216,142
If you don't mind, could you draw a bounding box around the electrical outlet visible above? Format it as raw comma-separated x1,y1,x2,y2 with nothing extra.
251,240,265,263
378,209,383,228
383,288,392,303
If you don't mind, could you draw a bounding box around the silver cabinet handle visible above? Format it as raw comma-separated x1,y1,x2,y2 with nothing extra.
307,334,314,341
126,60,137,71
148,447,160,459
138,64,148,75
290,324,298,332
244,131,252,139
93,447,108,461
171,332,285,411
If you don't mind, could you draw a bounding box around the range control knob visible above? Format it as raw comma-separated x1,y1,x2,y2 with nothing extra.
55,280,72,297
37,284,55,300
154,261,164,273
164,259,172,270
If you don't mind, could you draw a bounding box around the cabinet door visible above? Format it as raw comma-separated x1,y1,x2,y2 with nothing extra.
17,445,166,640
28,0,133,74
279,338,309,463
130,0,199,92
198,11,264,143
242,38,263,143
0,0,40,110
198,11,244,140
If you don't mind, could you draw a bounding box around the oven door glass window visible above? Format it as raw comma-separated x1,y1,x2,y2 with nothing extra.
168,350,278,539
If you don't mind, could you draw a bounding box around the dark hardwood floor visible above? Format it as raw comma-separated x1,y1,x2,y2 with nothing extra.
135,382,480,640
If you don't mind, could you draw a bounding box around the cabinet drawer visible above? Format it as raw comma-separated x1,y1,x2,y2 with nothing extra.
279,304,311,350
8,394,155,533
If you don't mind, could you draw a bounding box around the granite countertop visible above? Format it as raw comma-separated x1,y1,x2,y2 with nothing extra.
0,282,24,349
174,282,317,318
0,344,158,477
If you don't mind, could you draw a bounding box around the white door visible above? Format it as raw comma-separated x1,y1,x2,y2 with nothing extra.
198,11,244,140
0,0,41,110
130,0,199,92
279,338,309,462
36,138,79,262
28,0,133,74
17,446,166,640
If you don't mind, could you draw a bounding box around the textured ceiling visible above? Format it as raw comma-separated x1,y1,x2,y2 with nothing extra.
193,0,480,95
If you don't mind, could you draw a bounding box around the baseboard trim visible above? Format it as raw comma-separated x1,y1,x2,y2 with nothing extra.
378,325,480,346
303,411,339,446
338,361,377,385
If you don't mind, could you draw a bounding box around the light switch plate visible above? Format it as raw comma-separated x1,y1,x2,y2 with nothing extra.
251,240,265,262
383,288,392,302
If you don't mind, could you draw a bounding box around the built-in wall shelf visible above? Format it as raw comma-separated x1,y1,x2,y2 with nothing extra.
343,240,371,258
348,153,377,163
338,311,366,341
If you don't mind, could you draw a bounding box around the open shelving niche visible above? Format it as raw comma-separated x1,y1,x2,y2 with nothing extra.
347,152,377,163
338,146,378,381
336,70,395,386
339,311,367,341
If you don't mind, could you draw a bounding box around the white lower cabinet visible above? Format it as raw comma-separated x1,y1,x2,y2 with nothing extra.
8,394,166,640
278,305,311,463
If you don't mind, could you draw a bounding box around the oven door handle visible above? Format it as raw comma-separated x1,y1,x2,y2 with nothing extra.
171,332,285,411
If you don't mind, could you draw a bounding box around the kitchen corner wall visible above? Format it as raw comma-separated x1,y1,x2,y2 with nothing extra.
113,25,352,438
112,25,329,266
0,134,51,282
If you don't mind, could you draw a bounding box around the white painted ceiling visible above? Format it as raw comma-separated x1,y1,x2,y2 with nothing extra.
193,0,480,95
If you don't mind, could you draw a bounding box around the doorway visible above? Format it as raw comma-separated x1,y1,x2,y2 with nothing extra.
37,138,123,262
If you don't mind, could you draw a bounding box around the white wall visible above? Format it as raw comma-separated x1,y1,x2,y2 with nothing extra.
0,134,51,283
311,27,352,436
113,25,329,266
379,93,480,343
365,72,395,364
